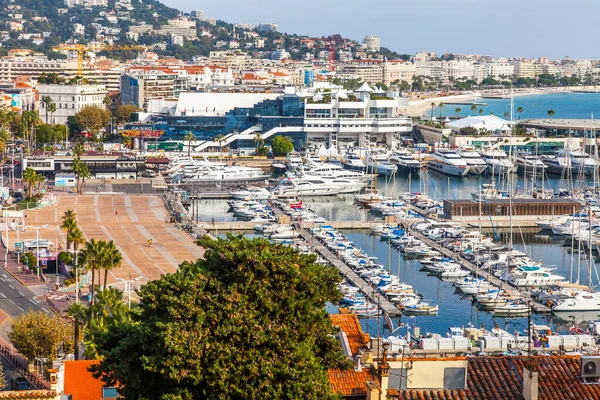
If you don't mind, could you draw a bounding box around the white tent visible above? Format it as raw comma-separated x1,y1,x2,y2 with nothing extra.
448,115,513,134
355,82,374,93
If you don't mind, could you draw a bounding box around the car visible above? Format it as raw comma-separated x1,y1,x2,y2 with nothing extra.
10,377,32,390
13,192,23,201
141,169,156,178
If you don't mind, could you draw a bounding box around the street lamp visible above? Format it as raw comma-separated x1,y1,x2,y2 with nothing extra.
115,276,143,309
65,248,80,303
27,224,48,280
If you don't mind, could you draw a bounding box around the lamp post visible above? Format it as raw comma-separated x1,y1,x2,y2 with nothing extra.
115,275,143,309
27,225,48,280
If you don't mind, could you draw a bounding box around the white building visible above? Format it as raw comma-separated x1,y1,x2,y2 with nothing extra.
473,62,515,82
362,36,381,52
271,49,290,61
38,83,107,125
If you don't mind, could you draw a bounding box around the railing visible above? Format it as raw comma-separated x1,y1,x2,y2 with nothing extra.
0,342,50,390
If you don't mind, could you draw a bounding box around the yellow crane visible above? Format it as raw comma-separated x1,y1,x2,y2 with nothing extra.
52,44,146,78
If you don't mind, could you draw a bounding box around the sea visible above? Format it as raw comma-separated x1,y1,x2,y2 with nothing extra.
430,92,600,120
204,93,600,338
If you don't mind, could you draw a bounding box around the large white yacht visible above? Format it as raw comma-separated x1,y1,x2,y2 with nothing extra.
503,265,565,288
365,151,398,176
341,153,367,172
479,148,517,175
389,150,421,173
457,147,487,175
303,162,371,181
165,156,267,183
272,175,366,197
516,151,547,175
427,149,470,177
551,290,600,312
556,148,599,176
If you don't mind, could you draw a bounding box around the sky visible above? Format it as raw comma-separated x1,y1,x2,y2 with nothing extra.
159,0,600,60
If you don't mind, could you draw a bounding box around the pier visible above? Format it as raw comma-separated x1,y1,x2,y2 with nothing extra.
198,220,380,231
400,219,551,313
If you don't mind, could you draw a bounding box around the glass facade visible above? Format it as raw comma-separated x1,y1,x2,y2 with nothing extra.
139,95,306,149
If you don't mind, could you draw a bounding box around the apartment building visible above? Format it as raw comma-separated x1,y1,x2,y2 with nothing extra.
120,67,189,109
382,61,416,86
38,83,107,125
340,60,384,84
472,62,515,81
0,57,79,81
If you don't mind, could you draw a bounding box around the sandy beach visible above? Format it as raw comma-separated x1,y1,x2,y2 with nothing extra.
402,86,600,117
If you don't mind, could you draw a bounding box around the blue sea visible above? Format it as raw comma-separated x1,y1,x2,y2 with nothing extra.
430,92,600,120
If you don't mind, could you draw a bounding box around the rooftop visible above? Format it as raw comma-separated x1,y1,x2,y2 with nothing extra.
63,360,105,400
330,314,370,356
521,118,600,130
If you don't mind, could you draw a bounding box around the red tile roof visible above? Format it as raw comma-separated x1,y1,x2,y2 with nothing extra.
63,360,105,400
0,391,57,399
330,314,370,356
328,367,378,397
394,356,600,400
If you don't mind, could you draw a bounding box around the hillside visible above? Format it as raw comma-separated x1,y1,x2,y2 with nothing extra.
0,0,408,62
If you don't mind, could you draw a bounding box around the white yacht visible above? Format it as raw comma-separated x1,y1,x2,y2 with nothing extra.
365,151,398,176
551,290,600,312
427,149,470,177
479,148,517,175
504,265,565,288
516,151,547,176
285,153,304,171
303,162,371,181
230,187,271,200
457,147,487,175
389,150,421,173
272,175,366,197
341,153,367,172
556,148,599,176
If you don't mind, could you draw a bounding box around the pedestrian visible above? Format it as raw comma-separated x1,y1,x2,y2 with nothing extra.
115,210,118,216
66,294,70,301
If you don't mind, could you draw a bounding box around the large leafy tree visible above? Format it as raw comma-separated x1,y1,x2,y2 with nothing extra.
74,105,110,135
90,235,350,399
270,135,294,157
9,311,73,367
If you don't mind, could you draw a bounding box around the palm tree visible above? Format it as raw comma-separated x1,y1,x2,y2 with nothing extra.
504,112,509,120
547,109,555,119
183,132,196,157
73,143,85,157
66,302,88,360
478,109,484,116
455,107,462,119
438,102,445,119
101,240,122,290
41,96,53,124
214,134,225,160
48,103,56,125
254,133,264,149
61,210,77,249
430,102,436,119
78,238,103,315
68,228,85,252
22,167,36,198
34,173,45,197
516,106,524,120
470,104,477,116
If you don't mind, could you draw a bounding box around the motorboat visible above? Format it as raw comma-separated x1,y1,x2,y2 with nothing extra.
230,187,271,200
272,175,365,197
457,147,487,175
389,150,421,173
503,265,565,288
365,151,397,176
492,299,530,316
550,290,600,312
341,153,367,172
427,149,470,177
303,162,371,181
478,148,517,175
540,154,571,175
516,151,547,176
402,302,439,315
556,148,599,176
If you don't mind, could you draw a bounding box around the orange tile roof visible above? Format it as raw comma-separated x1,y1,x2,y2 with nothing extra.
63,360,106,400
393,356,600,400
328,367,378,397
0,391,57,399
271,71,289,77
330,314,370,356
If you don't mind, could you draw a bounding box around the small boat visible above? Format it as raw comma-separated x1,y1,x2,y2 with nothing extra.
492,299,530,315
402,302,439,315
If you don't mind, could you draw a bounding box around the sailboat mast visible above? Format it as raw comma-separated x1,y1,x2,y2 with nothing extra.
508,88,514,248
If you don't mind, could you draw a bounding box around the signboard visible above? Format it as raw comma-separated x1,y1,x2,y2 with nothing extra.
121,129,166,138
10,93,21,110
55,174,76,188
14,242,22,251
3,210,23,218
41,259,47,269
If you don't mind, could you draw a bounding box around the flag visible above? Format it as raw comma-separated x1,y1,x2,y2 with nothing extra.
384,312,394,333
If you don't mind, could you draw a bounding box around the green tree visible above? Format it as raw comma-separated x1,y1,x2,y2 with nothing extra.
61,210,77,250
68,227,85,253
23,167,37,198
74,105,110,135
66,302,88,360
547,109,555,119
479,109,484,116
72,157,90,195
399,80,410,93
455,107,462,118
101,240,122,290
85,287,130,359
438,102,445,119
504,112,509,120
470,104,477,116
430,102,435,118
78,238,103,316
8,311,73,367
89,235,350,399
254,133,264,149
73,143,85,158
41,96,54,125
517,106,524,120
214,133,225,160
271,136,294,157
183,132,196,157
121,135,132,149
115,105,139,124
48,102,57,125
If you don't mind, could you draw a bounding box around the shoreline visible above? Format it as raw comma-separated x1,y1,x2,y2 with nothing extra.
403,86,600,117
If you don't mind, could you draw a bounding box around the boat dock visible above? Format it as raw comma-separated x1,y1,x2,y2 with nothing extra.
299,226,402,317
400,219,551,313
199,220,380,231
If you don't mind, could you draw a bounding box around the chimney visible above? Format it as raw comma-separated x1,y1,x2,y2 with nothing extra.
48,368,58,392
378,342,390,394
523,360,539,400
355,354,363,372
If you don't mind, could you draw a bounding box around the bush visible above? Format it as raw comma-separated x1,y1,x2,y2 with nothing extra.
58,251,72,265
21,252,37,269
255,145,268,156
271,136,294,157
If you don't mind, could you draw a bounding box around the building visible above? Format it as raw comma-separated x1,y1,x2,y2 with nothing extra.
62,360,118,400
256,23,278,32
271,49,290,61
415,51,436,62
64,0,107,6
121,67,189,109
382,61,416,86
341,60,384,84
38,83,107,125
23,152,145,179
473,61,515,82
362,36,381,52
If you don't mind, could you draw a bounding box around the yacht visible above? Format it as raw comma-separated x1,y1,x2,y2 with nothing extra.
365,151,397,176
540,154,571,175
516,151,547,176
285,153,304,171
341,153,367,172
230,187,271,200
272,175,365,197
427,149,470,177
389,150,421,173
556,148,599,176
479,148,517,175
551,290,600,312
303,162,370,181
457,147,487,175
503,265,565,288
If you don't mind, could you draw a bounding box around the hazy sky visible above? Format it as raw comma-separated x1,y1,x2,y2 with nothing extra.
160,0,600,59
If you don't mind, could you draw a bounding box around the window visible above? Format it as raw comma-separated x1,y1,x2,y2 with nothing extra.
102,387,118,398
443,367,466,389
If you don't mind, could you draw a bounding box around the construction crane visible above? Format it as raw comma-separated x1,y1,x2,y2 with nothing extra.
52,44,146,78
